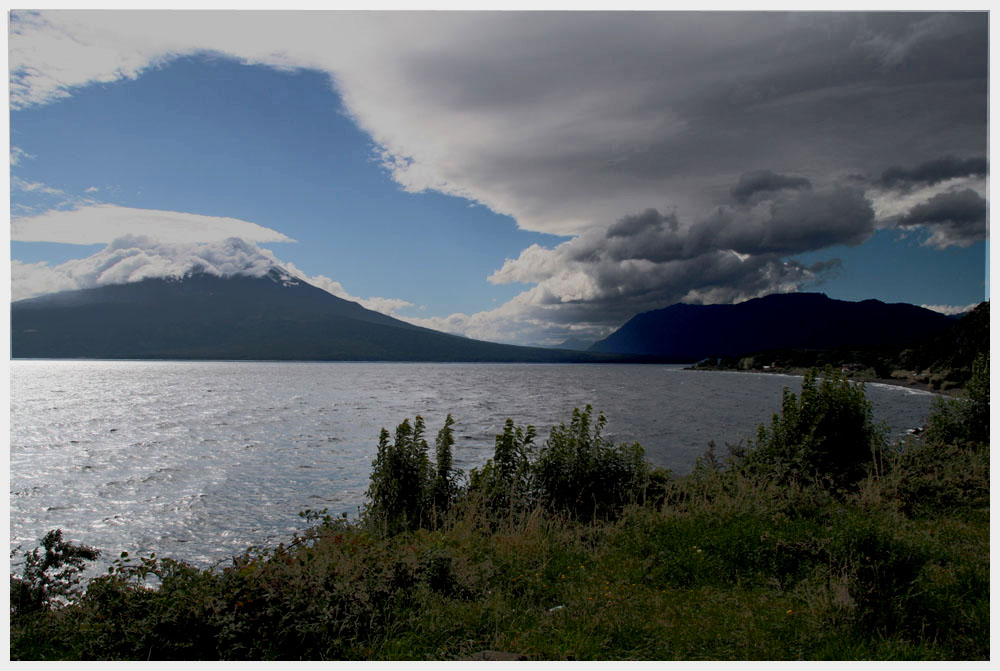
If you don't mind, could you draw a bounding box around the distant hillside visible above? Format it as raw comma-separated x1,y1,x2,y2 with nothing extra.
11,270,628,363
588,293,957,362
693,301,989,390
896,301,988,374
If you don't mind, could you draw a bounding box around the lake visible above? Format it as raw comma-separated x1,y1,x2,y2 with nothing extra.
10,360,936,569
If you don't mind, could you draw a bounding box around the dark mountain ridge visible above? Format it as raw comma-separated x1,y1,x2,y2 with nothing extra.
588,292,958,362
11,270,628,363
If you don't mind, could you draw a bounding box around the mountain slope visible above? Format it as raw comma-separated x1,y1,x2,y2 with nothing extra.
10,271,624,362
588,293,957,361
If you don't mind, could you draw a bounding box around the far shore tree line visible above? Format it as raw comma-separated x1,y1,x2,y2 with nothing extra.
695,302,988,392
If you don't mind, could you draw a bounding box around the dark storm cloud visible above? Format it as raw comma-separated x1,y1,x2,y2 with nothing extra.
730,170,812,204
565,182,874,267
877,156,988,190
10,12,987,237
335,11,988,235
746,187,875,254
897,188,987,248
606,208,679,239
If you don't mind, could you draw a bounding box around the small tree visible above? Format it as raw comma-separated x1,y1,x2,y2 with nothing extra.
431,414,459,514
365,415,468,534
364,417,431,535
467,419,537,516
741,368,887,488
10,529,100,617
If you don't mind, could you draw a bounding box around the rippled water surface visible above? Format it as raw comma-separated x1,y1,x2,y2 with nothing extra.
11,360,935,569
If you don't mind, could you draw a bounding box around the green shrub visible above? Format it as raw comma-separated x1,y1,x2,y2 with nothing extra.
533,405,648,520
431,414,460,516
365,417,431,535
877,352,989,517
924,352,989,446
880,440,989,517
740,369,887,488
467,419,537,517
365,414,460,535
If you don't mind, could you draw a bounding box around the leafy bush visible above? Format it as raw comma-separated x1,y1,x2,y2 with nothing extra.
365,417,431,535
467,418,537,517
872,353,989,517
533,405,648,520
365,415,458,535
924,352,989,446
879,439,990,517
740,369,887,488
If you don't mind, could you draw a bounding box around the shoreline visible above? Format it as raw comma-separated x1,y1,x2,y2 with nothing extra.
685,365,960,397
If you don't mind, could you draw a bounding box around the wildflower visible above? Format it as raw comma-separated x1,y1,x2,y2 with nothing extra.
786,609,793,615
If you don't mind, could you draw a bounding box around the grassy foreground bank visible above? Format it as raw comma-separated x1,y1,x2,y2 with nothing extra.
10,362,989,660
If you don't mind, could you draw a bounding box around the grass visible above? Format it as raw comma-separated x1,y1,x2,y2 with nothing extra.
11,470,988,660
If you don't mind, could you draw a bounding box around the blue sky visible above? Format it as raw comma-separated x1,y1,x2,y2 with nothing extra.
8,11,990,346
11,55,564,318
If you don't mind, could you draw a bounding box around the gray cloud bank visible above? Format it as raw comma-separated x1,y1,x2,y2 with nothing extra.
9,11,988,344
897,188,988,249
486,173,873,333
877,156,988,191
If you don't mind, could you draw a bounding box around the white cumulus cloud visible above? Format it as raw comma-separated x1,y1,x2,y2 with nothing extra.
281,261,415,317
12,204,295,245
12,176,67,197
12,236,287,300
11,236,417,321
11,259,82,300
921,303,980,316
10,145,35,165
